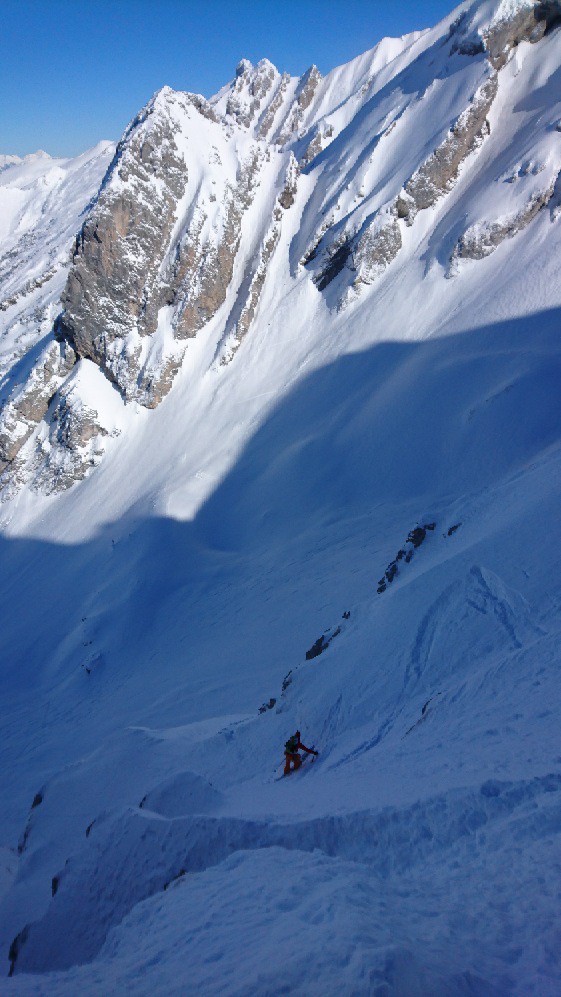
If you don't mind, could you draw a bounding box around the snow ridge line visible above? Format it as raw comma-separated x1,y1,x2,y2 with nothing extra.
11,771,561,975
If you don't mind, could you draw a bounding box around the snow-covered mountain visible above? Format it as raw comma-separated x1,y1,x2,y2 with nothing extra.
1,0,561,992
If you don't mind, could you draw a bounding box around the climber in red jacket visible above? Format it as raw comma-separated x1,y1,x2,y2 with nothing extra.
284,730,318,775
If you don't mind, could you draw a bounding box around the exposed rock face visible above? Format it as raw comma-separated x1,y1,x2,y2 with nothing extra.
216,59,323,150
0,357,121,496
54,88,268,408
171,146,266,344
305,625,342,660
396,75,498,225
376,524,436,594
0,339,76,471
450,179,558,267
350,217,403,287
451,1,561,68
300,123,334,169
277,152,300,209
56,88,191,403
31,382,113,494
220,218,281,360
482,1,561,69
219,154,299,364
1,82,274,495
226,59,277,129
274,66,322,146
0,143,116,495
184,93,220,125
314,239,353,292
0,141,115,431
256,73,291,140
311,73,497,295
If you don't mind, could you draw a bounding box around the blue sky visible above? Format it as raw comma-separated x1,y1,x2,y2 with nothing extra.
2,0,457,158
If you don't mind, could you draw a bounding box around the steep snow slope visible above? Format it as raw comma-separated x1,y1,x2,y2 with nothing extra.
1,0,561,993
2,310,561,992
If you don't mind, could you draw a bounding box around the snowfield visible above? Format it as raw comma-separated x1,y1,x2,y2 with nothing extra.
1,0,561,993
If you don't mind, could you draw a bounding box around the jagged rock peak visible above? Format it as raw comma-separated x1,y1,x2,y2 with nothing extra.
298,63,322,88
256,57,277,73
273,64,323,146
220,58,281,130
236,58,253,77
232,56,278,80
127,84,218,132
234,57,279,80
214,56,323,142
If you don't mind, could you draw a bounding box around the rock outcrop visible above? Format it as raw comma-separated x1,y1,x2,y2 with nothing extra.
350,216,403,287
482,1,561,69
395,75,498,225
0,339,76,473
451,1,561,68
450,178,558,268
311,73,497,295
55,88,191,403
300,123,334,169
256,73,291,140
30,376,116,494
170,146,266,346
226,59,278,129
0,356,121,496
377,524,436,595
219,154,299,365
274,66,323,146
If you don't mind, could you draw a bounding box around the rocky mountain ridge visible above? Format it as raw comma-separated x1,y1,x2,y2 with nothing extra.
1,0,561,499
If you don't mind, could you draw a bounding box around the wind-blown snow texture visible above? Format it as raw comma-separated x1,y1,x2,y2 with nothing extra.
1,0,561,993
